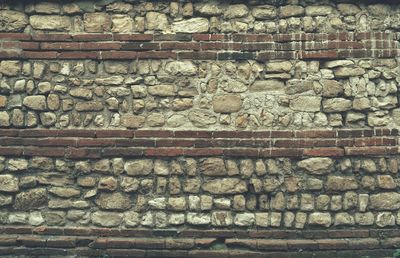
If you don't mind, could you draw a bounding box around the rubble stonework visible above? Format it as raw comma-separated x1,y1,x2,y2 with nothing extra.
0,0,400,256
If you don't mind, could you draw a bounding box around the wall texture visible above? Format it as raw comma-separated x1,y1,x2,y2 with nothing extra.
0,0,400,257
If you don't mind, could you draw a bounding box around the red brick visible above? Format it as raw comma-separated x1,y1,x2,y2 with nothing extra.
23,147,65,157
270,148,303,157
106,238,135,248
102,147,144,157
0,129,18,137
177,51,217,60
64,228,93,236
100,51,138,59
65,148,101,159
257,240,287,251
0,237,17,246
95,130,134,138
137,51,176,59
163,42,200,51
22,51,58,59
40,42,80,50
273,139,299,148
241,43,275,51
19,129,59,137
223,148,260,157
115,139,155,147
113,34,153,41
0,33,31,40
301,50,338,59
287,240,318,250
193,34,227,41
32,33,71,41
295,130,336,138
0,50,21,59
317,239,348,250
145,148,183,157
344,146,391,156
165,238,194,249
106,249,146,257
188,250,229,258
183,148,223,156
232,34,273,42
77,139,115,147
47,237,76,248
119,229,153,237
154,34,192,41
121,42,160,50
4,227,32,234
58,130,96,137
33,138,77,147
72,34,112,41
201,42,241,50
375,128,391,136
133,238,165,249
80,42,121,50
18,236,46,247
174,131,212,138
225,239,257,249
270,131,294,138
135,130,174,138
155,139,194,147
212,131,253,138
2,41,39,50
303,148,344,157
57,51,99,59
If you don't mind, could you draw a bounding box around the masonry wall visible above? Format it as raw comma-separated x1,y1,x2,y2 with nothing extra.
0,0,400,257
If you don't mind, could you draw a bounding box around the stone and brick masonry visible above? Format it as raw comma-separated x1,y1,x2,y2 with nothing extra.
0,0,400,257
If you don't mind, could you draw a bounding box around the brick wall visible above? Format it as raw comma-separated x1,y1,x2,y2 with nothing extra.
0,0,400,256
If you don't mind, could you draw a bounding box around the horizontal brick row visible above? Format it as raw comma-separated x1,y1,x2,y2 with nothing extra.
0,146,397,158
0,128,397,139
0,32,397,42
3,226,400,239
1,49,398,60
0,137,396,149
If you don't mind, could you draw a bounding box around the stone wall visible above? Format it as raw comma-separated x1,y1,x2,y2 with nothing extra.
0,0,400,257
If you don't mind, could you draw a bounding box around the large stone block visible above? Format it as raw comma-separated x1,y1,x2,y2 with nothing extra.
212,95,242,113
0,10,28,32
202,178,247,194
30,15,71,30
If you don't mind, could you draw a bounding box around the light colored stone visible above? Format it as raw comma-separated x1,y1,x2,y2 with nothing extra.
124,160,153,176
200,158,227,176
0,175,18,192
188,110,217,128
92,211,122,227
172,18,209,33
305,6,333,16
370,192,400,210
0,10,28,32
0,61,21,76
322,80,343,97
297,158,333,175
95,192,131,210
112,14,133,33
121,114,145,129
334,67,365,78
376,212,395,227
84,13,111,32
290,96,321,112
187,212,210,225
337,4,361,15
212,95,242,113
225,4,249,19
202,178,247,194
30,15,71,30
326,176,358,191
323,98,352,112
14,188,47,210
23,96,47,111
165,61,197,76
279,5,304,17
148,85,176,97
195,3,223,16
234,213,255,226
145,12,168,30
252,5,276,19
308,212,331,227
250,80,285,93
